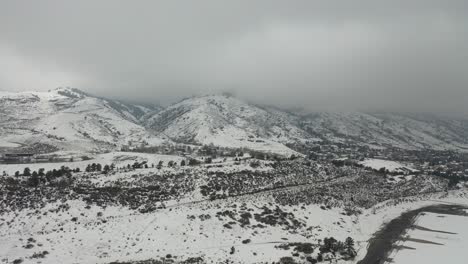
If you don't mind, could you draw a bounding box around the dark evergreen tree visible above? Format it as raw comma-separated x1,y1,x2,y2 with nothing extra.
103,165,110,174
29,171,39,187
188,159,200,166
345,237,356,257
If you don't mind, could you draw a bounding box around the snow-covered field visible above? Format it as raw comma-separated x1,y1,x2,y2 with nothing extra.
0,140,20,148
359,158,416,173
0,196,354,264
1,152,184,175
353,191,468,263
388,212,468,264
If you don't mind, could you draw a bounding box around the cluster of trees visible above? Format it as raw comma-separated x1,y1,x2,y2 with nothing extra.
432,169,466,188
13,166,77,187
331,159,363,168
197,144,249,159
150,160,176,169
249,160,261,168
82,159,198,174
188,159,200,166
318,237,356,260
116,159,190,170
85,163,115,174
445,175,464,188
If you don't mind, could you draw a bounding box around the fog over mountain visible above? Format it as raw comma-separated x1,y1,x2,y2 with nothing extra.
1,0,468,113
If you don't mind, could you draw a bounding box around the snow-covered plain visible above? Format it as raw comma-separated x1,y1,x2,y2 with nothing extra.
353,191,468,263
0,195,354,263
1,152,184,176
359,158,416,173
388,212,468,264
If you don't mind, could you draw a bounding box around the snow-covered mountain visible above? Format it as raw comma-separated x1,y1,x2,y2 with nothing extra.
297,112,468,150
143,95,468,152
1,89,468,154
0,87,164,152
143,95,309,155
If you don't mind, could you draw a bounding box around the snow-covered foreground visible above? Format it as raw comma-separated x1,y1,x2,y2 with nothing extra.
0,197,354,264
1,189,467,264
388,211,468,264
352,191,468,263
1,152,467,263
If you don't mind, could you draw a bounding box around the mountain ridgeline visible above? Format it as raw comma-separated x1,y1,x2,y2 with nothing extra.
1,87,468,154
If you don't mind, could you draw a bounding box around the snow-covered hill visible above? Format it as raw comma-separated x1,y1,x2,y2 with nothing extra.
143,95,309,155
298,112,468,150
0,88,164,152
1,89,468,154
143,95,468,153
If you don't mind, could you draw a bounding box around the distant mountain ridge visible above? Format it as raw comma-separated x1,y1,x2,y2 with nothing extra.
1,88,468,154
297,112,468,150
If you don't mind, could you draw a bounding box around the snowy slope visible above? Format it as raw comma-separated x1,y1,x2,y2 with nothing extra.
0,88,164,152
143,95,468,153
143,95,309,155
2,89,468,154
298,112,468,150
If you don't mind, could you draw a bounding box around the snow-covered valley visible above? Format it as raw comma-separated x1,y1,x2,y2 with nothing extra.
1,89,468,263
1,150,467,264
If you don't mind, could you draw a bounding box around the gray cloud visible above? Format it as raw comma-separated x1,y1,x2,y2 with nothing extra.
1,0,468,113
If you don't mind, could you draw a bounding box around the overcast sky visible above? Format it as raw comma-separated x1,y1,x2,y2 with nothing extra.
1,1,468,113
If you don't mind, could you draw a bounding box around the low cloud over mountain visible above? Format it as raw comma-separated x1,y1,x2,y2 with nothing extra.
1,1,468,113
